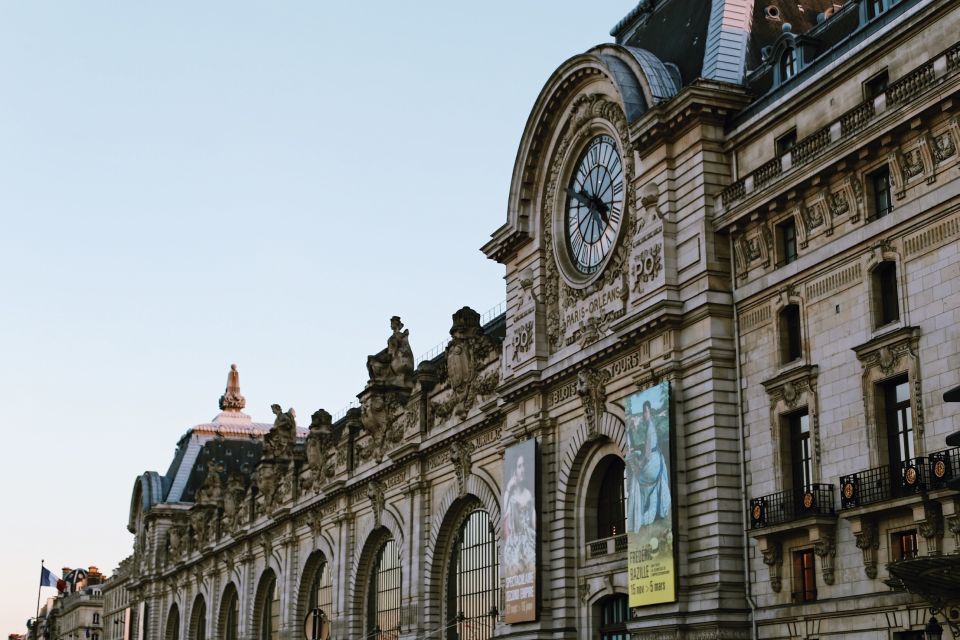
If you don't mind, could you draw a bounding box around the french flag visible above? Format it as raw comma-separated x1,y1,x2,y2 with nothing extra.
40,566,59,589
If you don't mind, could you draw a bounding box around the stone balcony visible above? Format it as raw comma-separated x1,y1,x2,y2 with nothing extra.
715,39,960,223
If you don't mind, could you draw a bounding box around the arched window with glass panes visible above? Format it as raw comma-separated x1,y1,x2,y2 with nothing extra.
368,538,402,640
190,595,206,640
256,570,280,640
165,604,180,640
446,509,499,640
590,455,626,541
219,584,239,640
305,553,333,619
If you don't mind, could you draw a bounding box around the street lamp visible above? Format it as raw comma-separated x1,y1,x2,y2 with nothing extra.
925,614,943,640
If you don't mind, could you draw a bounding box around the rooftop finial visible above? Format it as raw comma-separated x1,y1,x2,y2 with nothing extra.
219,363,246,411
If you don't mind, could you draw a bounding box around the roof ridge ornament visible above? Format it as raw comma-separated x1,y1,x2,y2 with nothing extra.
219,363,246,412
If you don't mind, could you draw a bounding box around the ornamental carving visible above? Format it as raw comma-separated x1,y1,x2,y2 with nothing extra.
195,461,224,507
431,307,501,423
166,524,185,563
855,521,880,579
828,190,850,218
449,440,472,497
632,244,663,294
367,481,385,528
305,409,338,491
256,461,291,514
813,535,836,585
359,389,407,463
761,541,783,593
366,316,415,389
264,404,297,461
219,364,246,411
577,367,611,440
542,94,636,351
511,321,533,361
902,148,924,179
190,506,214,549
919,499,944,554
221,473,246,532
933,125,957,164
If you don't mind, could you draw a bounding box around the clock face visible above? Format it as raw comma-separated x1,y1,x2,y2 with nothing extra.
565,134,624,275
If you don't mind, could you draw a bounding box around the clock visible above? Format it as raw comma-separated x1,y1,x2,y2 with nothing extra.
565,134,625,276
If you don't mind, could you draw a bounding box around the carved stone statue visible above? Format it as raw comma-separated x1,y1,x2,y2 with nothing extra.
264,404,296,460
221,473,246,531
366,316,415,388
195,462,224,506
167,525,184,562
360,391,405,463
190,509,210,548
431,307,501,423
219,364,246,411
257,463,278,512
305,409,337,491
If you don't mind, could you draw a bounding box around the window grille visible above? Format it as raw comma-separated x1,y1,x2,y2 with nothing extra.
447,510,499,640
369,539,402,640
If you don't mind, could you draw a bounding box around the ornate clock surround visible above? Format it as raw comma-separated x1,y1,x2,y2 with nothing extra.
543,93,640,351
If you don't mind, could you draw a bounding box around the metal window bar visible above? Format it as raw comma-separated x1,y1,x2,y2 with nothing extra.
371,540,402,640
748,484,835,529
451,511,499,640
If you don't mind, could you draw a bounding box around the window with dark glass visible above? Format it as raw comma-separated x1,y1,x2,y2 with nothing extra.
892,530,918,561
94,614,100,626
191,597,206,640
447,510,499,640
307,558,333,619
779,304,802,364
882,376,914,466
776,129,797,156
777,218,798,266
220,586,239,640
780,48,799,81
368,539,401,640
166,605,180,640
259,573,280,640
598,594,629,640
869,166,893,219
594,457,626,539
792,549,817,602
864,70,889,100
872,261,900,327
784,410,812,493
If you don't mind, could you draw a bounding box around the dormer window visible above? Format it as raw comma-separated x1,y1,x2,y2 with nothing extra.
780,48,800,81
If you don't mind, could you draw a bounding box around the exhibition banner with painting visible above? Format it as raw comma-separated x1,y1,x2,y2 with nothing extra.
625,381,676,606
502,438,537,623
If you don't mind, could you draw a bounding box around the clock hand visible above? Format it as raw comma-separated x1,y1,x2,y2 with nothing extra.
566,187,595,211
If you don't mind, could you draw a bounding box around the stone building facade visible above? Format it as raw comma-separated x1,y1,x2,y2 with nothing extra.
119,1,960,639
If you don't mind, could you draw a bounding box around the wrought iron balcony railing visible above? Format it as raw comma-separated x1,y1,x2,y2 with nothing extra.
839,447,960,509
749,484,835,529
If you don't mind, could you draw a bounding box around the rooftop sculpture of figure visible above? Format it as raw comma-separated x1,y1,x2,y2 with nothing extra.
366,316,414,387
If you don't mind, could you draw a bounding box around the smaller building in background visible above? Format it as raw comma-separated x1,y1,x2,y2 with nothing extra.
102,559,133,640
28,567,107,640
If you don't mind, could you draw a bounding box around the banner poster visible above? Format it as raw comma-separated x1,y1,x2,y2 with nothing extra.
625,381,676,607
502,438,538,623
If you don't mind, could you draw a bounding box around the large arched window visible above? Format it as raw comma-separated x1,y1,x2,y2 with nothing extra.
446,509,499,640
190,595,206,640
165,604,180,640
368,538,401,640
219,585,239,640
256,571,280,640
306,555,334,617
592,457,626,540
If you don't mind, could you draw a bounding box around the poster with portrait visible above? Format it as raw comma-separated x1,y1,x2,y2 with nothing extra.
502,438,537,623
625,381,675,607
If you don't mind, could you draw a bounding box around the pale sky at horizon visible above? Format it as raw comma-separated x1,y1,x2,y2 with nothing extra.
0,1,630,631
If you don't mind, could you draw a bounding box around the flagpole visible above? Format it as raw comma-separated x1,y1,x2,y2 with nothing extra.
35,559,44,639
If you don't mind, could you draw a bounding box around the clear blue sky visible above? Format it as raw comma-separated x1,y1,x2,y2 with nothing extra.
0,1,628,630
